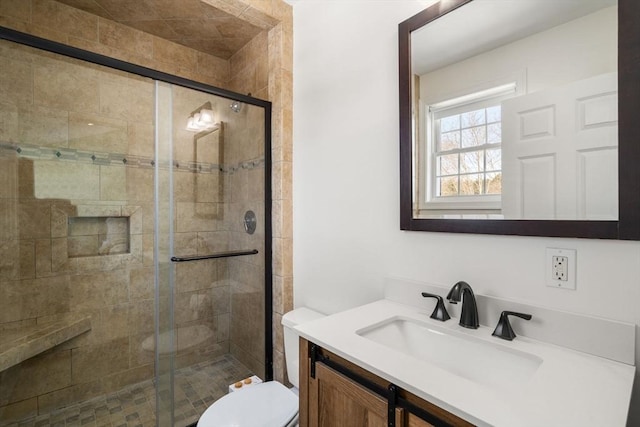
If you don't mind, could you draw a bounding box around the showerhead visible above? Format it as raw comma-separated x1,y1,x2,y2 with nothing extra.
230,100,242,113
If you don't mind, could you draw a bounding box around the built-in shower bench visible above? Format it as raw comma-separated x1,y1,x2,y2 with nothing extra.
0,315,91,372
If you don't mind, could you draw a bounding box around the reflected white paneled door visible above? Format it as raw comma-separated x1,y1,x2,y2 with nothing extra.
502,72,618,220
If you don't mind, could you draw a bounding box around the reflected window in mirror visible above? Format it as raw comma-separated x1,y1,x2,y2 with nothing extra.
420,82,518,216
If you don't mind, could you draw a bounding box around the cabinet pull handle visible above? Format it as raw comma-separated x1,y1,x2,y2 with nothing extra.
310,343,318,379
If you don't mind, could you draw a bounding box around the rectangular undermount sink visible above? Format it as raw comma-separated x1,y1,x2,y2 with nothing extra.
356,316,542,392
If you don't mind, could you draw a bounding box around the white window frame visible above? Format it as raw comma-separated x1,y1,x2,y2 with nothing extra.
421,83,517,211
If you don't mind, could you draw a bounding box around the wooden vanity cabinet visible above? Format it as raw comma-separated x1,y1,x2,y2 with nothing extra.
299,338,474,427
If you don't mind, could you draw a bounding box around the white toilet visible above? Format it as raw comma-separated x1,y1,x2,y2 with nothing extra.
197,307,324,427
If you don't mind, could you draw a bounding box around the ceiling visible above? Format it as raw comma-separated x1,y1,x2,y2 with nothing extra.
412,0,617,75
56,0,264,59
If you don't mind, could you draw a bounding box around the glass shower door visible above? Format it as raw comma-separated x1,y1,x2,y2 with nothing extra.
0,37,159,426
156,83,271,426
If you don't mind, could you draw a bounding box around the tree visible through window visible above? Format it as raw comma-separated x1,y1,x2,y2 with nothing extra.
435,105,502,197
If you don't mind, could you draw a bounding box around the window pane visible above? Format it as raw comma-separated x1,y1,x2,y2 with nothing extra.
486,105,501,123
486,148,501,171
460,151,483,173
440,115,460,132
461,109,485,128
431,100,505,201
487,123,501,144
459,174,482,195
485,172,502,194
437,154,459,176
439,131,460,151
438,176,458,196
461,126,486,148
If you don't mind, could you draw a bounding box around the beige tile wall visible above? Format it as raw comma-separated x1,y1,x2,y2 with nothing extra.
0,0,294,421
0,0,230,87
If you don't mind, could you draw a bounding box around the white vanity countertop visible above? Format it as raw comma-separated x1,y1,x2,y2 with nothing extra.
295,299,635,427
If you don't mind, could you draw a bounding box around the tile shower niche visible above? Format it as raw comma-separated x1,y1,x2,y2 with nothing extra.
67,216,130,257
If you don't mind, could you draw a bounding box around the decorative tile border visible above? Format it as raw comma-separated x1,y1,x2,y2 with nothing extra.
0,142,264,174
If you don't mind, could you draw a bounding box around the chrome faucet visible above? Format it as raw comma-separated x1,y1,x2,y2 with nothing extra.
446,281,479,329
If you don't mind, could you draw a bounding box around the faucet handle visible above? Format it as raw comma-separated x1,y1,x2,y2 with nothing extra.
492,311,532,341
421,292,451,322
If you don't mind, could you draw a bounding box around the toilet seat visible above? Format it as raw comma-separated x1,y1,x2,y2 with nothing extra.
197,381,298,427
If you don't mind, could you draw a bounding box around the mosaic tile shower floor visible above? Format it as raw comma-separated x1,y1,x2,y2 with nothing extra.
5,354,252,427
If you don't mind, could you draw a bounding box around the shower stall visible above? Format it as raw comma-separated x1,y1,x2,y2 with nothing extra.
0,28,271,427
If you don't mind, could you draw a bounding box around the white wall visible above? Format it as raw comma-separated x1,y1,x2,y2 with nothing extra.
420,6,617,104
290,1,640,425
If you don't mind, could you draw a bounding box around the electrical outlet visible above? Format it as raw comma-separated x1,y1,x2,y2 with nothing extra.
546,248,576,290
552,255,568,281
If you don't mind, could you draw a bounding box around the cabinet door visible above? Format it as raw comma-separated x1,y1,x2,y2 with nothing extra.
406,413,434,427
309,362,404,427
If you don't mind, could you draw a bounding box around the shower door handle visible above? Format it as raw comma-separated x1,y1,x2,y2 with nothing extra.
170,249,258,262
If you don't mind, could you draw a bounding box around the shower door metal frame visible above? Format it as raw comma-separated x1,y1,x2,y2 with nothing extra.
0,21,275,384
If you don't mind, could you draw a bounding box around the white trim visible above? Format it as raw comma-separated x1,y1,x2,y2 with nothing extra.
429,82,517,115
423,194,501,211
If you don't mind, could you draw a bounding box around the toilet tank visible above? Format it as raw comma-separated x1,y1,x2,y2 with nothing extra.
281,307,324,388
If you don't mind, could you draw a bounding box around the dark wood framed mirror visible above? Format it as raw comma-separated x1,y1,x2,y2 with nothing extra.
399,0,639,239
